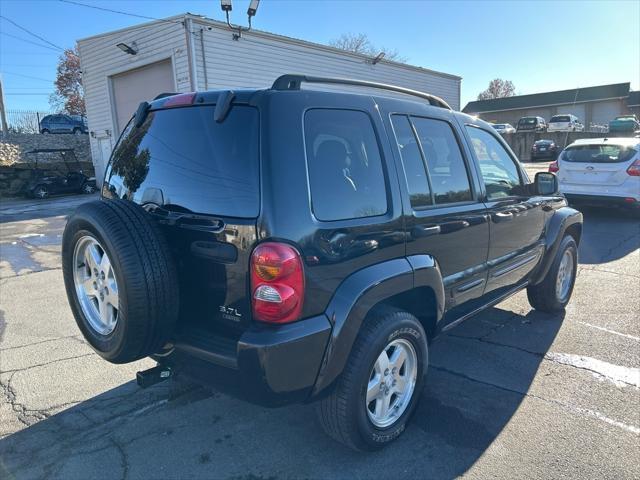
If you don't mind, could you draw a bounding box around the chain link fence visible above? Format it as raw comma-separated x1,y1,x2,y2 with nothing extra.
5,110,54,134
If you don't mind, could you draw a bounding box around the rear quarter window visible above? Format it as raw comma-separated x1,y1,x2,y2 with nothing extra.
106,105,260,218
304,109,388,221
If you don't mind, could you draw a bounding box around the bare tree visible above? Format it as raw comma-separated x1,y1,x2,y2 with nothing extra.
477,79,516,100
49,46,85,115
329,33,406,63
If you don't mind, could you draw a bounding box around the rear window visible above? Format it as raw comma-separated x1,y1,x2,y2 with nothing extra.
550,115,570,122
107,105,260,218
519,117,537,125
561,144,638,163
492,124,505,129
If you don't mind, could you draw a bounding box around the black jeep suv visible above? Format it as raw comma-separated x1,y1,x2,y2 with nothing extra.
62,75,582,451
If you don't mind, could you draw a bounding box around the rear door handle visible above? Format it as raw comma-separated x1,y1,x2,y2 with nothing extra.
412,225,441,238
493,211,514,222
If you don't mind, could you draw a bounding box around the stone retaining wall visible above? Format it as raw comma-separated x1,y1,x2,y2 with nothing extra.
0,133,94,197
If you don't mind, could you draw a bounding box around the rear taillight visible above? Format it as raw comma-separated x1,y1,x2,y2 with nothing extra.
627,158,640,176
251,242,304,324
549,161,559,173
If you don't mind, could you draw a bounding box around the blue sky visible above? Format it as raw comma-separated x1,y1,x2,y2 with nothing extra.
1,0,638,111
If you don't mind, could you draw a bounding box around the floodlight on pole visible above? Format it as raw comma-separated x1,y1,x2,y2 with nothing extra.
220,0,260,40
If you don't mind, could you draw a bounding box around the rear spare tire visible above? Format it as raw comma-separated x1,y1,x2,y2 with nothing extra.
62,199,179,363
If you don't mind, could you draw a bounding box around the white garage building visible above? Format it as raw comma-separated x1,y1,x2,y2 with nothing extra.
77,13,462,181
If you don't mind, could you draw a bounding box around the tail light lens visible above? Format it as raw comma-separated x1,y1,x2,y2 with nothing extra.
627,158,640,176
549,161,559,173
251,242,304,323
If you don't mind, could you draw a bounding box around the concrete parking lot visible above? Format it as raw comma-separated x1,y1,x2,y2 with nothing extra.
1,163,639,479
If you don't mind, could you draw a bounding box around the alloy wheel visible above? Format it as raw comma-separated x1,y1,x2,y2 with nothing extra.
555,249,574,302
72,236,119,335
366,338,418,428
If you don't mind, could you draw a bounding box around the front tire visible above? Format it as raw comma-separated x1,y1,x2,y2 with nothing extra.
527,235,578,313
315,308,428,451
81,182,96,194
33,185,49,199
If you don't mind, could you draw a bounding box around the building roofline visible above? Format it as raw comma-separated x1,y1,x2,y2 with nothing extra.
466,96,629,114
463,82,630,113
76,13,462,82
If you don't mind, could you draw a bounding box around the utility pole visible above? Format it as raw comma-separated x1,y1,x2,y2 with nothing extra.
0,75,8,136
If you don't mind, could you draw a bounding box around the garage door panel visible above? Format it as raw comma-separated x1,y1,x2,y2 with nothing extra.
112,59,175,133
592,101,621,126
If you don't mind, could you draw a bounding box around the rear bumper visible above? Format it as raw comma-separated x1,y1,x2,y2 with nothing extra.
531,150,557,159
154,315,332,407
564,193,640,209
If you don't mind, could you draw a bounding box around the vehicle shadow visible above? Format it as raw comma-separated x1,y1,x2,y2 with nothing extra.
573,206,640,264
0,305,563,480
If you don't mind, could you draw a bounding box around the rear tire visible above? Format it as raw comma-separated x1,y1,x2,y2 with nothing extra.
62,199,179,363
315,307,428,451
527,235,577,313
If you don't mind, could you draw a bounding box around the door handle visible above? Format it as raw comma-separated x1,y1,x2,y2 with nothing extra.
412,225,441,238
439,220,470,234
493,211,514,222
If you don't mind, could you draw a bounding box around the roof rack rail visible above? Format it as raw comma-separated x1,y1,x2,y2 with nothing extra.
271,74,452,110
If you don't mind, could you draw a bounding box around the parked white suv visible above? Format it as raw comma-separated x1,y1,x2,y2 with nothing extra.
547,114,584,132
550,138,640,212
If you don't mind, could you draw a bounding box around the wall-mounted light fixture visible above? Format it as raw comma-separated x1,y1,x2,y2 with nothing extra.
116,42,138,55
220,0,260,40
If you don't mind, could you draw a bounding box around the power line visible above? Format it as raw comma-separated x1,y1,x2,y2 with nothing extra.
1,72,54,83
58,0,183,25
4,93,51,96
0,15,65,51
0,32,62,52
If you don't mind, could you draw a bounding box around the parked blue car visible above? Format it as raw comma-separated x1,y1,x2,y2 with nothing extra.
40,114,88,134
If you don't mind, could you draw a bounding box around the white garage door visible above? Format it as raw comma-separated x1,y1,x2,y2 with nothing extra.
111,59,175,133
592,101,622,126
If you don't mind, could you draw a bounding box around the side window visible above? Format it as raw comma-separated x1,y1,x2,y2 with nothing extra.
390,115,432,208
465,126,522,200
304,109,388,221
411,117,473,205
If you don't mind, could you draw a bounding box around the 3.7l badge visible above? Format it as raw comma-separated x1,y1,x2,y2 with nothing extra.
219,305,242,322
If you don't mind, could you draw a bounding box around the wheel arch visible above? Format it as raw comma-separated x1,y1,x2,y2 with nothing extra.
312,256,445,396
531,206,583,285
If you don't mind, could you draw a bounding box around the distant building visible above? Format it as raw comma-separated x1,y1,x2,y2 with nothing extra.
462,83,635,127
77,13,462,181
628,91,640,118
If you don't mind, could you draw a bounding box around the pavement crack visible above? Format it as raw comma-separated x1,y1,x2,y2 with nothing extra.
443,333,638,388
0,266,62,282
0,372,48,426
431,365,640,434
1,352,96,374
0,335,84,352
110,437,130,480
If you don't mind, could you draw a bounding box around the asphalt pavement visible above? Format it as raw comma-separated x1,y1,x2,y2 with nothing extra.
1,174,639,479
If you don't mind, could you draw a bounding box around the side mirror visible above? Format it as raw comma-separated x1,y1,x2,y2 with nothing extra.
535,172,558,195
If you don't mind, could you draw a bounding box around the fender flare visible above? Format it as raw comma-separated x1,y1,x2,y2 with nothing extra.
530,206,583,285
312,256,445,395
